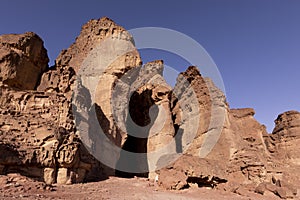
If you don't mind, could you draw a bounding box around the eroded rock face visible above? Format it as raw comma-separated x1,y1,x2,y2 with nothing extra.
263,111,300,198
36,19,142,181
0,32,49,90
0,17,299,199
38,17,138,95
0,83,97,184
114,60,175,178
267,111,300,164
0,17,140,184
156,66,299,199
155,66,228,189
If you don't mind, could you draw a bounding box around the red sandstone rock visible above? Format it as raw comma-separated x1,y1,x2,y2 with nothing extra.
0,17,299,200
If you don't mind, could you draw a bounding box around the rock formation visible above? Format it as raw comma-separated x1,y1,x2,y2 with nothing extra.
0,32,48,90
262,111,300,199
0,17,141,185
0,17,299,199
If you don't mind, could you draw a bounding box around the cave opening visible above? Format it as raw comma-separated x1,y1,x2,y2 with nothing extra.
115,89,158,178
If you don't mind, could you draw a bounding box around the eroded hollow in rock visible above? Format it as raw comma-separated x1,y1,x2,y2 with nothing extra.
187,176,227,188
116,89,158,178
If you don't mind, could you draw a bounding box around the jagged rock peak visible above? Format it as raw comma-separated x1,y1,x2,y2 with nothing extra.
140,60,164,77
179,66,201,82
38,16,139,94
55,17,134,70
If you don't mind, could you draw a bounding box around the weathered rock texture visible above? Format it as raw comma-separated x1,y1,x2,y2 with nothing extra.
0,17,299,199
158,66,300,199
0,68,98,184
0,17,141,185
0,32,48,90
262,111,300,199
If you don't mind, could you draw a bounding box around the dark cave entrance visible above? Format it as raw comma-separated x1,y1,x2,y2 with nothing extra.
115,89,158,178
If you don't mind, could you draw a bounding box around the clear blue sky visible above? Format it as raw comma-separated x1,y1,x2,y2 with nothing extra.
1,0,299,132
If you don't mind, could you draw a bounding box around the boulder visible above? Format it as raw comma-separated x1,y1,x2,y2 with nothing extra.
158,155,227,190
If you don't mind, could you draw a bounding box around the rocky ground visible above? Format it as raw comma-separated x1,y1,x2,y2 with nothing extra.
0,173,291,200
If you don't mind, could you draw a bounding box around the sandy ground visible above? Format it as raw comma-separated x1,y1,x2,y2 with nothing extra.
0,173,292,200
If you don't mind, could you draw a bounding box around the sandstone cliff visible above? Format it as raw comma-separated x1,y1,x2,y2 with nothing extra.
0,17,299,199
